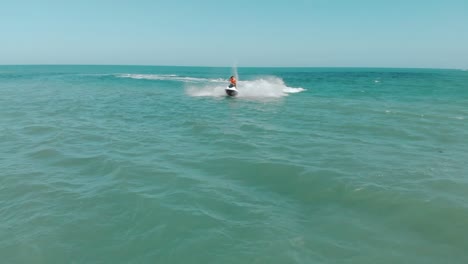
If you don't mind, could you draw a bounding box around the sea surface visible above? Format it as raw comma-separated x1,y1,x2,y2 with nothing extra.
1,65,467,263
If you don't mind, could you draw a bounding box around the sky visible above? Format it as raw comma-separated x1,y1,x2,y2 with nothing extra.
0,0,467,68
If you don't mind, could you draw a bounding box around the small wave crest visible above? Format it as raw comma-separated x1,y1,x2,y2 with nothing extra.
187,76,305,98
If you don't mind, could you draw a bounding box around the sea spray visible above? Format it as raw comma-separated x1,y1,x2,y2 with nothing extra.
232,64,239,81
118,72,305,98
186,76,305,98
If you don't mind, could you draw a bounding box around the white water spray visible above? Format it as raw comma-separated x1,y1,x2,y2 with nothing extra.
232,64,239,81
116,73,306,98
186,76,305,98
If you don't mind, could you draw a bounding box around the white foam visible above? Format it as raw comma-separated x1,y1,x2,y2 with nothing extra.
117,74,224,83
186,85,226,97
186,76,305,98
284,87,306,93
116,73,305,98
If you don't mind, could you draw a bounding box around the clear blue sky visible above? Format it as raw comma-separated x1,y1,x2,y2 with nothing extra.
1,0,467,68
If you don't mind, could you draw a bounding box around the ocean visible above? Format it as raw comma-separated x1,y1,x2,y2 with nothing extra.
1,65,467,263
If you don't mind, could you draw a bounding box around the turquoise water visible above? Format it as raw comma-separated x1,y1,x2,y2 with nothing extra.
1,65,467,263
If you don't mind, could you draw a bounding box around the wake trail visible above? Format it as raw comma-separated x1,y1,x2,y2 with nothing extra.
187,76,305,98
116,73,305,98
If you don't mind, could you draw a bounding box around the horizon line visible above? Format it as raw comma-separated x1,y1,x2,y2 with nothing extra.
0,64,462,71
